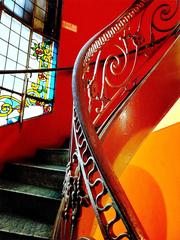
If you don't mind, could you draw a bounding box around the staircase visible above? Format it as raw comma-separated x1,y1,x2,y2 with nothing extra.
0,148,69,240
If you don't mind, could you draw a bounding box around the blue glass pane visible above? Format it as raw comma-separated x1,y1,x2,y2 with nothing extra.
16,0,25,7
14,4,24,18
25,0,33,13
4,0,15,12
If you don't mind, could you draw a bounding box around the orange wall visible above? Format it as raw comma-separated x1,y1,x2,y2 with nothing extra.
119,123,180,239
92,123,180,239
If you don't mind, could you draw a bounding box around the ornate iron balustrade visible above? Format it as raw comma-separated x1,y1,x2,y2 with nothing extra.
54,0,179,239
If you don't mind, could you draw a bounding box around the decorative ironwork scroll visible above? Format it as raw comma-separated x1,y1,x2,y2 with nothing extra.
80,0,179,128
71,108,146,239
52,122,90,240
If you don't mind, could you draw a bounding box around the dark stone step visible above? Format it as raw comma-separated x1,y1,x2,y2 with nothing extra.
1,162,66,190
0,212,52,240
0,179,61,199
0,187,60,223
35,148,69,167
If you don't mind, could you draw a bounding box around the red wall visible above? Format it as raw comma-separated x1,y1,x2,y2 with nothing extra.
0,0,133,169
0,70,73,169
59,0,133,67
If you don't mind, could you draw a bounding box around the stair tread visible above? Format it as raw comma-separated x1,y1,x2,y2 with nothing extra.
0,212,52,239
10,162,66,172
38,148,69,151
0,179,61,200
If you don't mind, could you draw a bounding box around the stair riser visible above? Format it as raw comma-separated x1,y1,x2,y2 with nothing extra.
0,232,50,240
0,190,60,223
2,165,65,190
36,149,69,167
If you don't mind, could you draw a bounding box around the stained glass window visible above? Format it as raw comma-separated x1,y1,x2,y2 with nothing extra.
2,0,61,39
0,0,61,127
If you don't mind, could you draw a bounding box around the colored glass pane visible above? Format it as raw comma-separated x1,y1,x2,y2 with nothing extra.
0,90,21,126
0,9,58,127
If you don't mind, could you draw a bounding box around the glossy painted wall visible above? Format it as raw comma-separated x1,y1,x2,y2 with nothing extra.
91,122,180,239
93,40,180,238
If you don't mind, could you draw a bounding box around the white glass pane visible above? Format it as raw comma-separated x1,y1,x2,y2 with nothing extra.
29,72,38,83
18,50,27,65
0,55,6,70
12,92,21,101
9,31,20,48
8,45,18,61
0,24,10,41
16,63,25,70
0,39,8,56
23,105,43,119
0,117,7,126
6,58,16,70
1,12,12,28
3,75,14,90
0,90,11,96
15,72,25,80
19,37,29,53
29,57,39,69
13,78,24,93
11,18,21,34
21,25,30,40
0,75,3,86
32,32,42,43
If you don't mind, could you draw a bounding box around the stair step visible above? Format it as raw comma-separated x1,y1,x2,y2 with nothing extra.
0,179,61,199
0,180,60,223
2,162,66,190
35,148,69,167
0,212,52,240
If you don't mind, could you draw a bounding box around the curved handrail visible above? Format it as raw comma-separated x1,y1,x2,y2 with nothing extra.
55,0,179,239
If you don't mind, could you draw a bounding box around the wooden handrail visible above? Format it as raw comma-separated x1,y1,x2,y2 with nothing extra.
0,66,73,75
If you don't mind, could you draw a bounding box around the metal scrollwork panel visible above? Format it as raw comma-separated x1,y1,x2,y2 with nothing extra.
73,108,140,240
52,133,90,240
80,0,179,127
